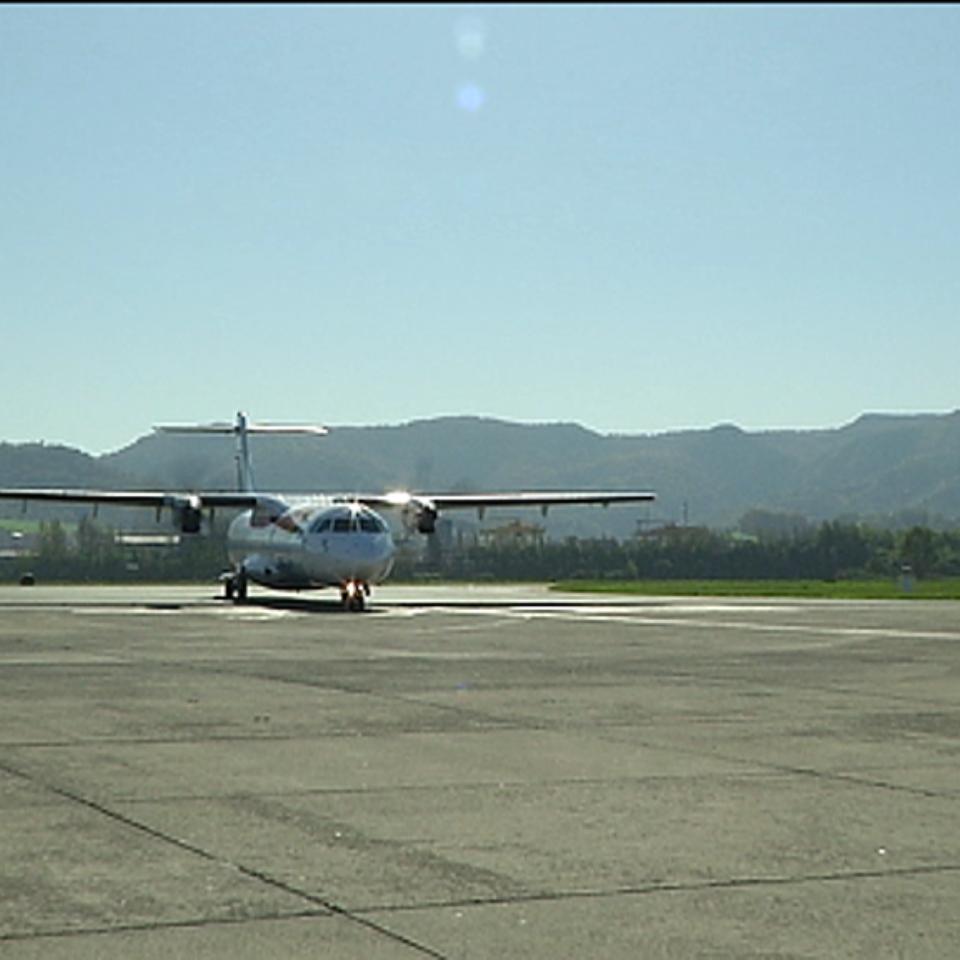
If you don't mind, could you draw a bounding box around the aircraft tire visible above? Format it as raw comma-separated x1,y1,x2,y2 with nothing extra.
234,571,248,604
340,585,365,612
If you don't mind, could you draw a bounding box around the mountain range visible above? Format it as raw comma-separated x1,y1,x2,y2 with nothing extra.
2,411,959,537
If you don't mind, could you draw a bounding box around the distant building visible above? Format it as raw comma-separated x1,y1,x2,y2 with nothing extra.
0,528,35,557
479,520,545,548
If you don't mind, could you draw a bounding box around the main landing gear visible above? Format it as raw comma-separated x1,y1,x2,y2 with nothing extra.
222,569,248,603
340,579,369,612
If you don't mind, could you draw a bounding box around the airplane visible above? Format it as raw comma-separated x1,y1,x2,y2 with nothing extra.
0,412,656,610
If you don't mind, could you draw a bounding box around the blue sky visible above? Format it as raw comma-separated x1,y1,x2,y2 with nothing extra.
2,4,959,453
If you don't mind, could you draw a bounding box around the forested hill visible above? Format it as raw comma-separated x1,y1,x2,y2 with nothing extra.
2,411,960,535
0,442,128,489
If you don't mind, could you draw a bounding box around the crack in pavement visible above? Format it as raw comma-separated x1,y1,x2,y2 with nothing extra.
0,758,448,958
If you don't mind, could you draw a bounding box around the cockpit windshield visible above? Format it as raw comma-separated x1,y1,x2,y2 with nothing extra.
310,508,388,535
359,514,386,533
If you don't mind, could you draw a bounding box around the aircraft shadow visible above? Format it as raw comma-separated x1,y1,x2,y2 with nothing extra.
230,595,350,615
231,595,671,615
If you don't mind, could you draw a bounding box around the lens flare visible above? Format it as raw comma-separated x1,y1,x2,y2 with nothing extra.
455,17,486,61
456,83,486,113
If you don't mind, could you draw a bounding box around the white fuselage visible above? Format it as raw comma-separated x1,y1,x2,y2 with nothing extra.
227,499,395,591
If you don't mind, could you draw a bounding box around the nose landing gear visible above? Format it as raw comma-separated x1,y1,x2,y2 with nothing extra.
222,569,248,603
340,579,369,612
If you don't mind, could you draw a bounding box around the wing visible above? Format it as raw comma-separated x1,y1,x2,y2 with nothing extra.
423,491,655,510
355,489,655,532
361,490,655,510
0,489,260,509
0,488,263,533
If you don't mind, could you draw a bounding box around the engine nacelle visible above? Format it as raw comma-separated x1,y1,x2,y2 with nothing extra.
416,505,438,534
400,497,438,535
170,495,203,534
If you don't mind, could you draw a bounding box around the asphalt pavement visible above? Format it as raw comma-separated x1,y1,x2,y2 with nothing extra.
1,583,958,958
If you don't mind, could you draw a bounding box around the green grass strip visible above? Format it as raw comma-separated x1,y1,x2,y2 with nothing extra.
551,578,960,600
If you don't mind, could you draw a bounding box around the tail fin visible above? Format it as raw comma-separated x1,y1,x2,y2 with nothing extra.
154,412,328,492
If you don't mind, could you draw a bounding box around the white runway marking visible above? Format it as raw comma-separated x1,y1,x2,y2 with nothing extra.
19,593,960,646
524,611,960,643
394,603,960,645
69,607,187,616
219,609,304,622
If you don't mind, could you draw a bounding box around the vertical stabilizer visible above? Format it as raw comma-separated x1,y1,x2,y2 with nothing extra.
234,411,254,492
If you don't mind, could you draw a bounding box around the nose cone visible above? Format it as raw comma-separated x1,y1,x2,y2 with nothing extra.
332,533,396,583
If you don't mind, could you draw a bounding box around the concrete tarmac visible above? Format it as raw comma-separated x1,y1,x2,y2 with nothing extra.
1,583,959,958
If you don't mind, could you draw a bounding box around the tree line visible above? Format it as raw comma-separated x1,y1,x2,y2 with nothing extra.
402,521,960,583
3,516,959,584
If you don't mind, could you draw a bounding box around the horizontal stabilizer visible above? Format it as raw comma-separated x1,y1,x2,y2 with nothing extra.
153,412,327,494
155,422,328,436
